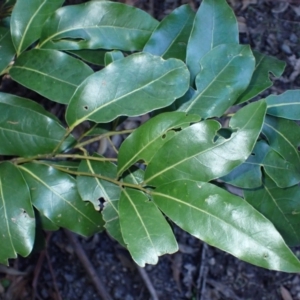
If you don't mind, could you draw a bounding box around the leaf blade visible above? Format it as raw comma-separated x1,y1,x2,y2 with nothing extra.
0,27,15,75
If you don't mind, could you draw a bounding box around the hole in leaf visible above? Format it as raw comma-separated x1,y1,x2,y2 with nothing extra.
99,197,105,211
162,134,166,139
83,106,88,110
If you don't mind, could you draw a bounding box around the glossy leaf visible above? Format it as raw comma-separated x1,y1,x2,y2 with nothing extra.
177,44,255,118
67,49,106,66
236,51,286,104
119,188,178,266
118,112,200,176
266,90,300,120
186,0,239,84
10,0,64,55
222,139,300,189
152,179,300,272
144,100,266,187
104,50,124,66
0,94,75,156
262,116,300,166
76,155,124,245
66,53,190,128
38,212,59,231
10,49,93,104
39,1,158,51
0,27,15,75
143,5,195,61
0,162,35,265
19,163,104,237
244,176,300,247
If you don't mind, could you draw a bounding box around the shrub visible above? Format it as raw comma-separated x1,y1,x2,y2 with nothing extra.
0,0,299,272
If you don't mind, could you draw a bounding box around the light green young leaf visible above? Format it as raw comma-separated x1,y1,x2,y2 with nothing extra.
66,53,190,129
10,49,93,104
76,155,124,245
39,1,158,51
104,50,124,66
244,176,300,247
0,94,75,156
177,44,255,118
119,188,178,267
266,90,300,120
262,116,300,166
10,0,64,55
144,100,266,187
118,112,200,177
186,0,239,84
66,49,106,66
19,163,104,237
236,51,286,104
143,4,195,61
221,139,300,189
152,179,300,272
0,162,35,265
0,27,15,75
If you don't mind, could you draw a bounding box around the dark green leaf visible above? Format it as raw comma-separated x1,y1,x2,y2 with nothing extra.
153,179,300,272
10,0,64,54
178,44,255,118
236,51,285,104
19,163,104,236
143,5,195,61
0,27,15,75
39,2,158,51
262,116,300,166
244,176,300,247
144,100,266,187
104,50,124,66
10,49,93,104
76,155,124,245
66,53,190,129
222,140,300,189
118,112,200,176
186,0,239,84
119,188,178,266
0,162,35,265
0,93,75,156
67,49,106,66
38,212,59,231
266,90,300,120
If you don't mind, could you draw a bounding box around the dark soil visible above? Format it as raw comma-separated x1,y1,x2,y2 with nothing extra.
1,1,300,300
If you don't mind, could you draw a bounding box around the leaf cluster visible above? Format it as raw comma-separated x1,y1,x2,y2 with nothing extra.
0,0,299,272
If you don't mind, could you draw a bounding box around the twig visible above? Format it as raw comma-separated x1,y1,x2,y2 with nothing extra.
64,230,113,300
196,243,208,300
136,265,159,300
46,250,62,300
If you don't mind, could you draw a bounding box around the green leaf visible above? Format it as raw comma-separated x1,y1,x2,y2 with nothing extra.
186,0,239,84
104,50,124,66
244,176,300,247
119,188,178,266
118,112,200,176
222,139,300,189
76,155,124,245
143,4,195,61
0,27,15,75
144,100,266,187
236,51,286,104
262,116,300,166
66,49,106,66
10,49,93,104
38,1,158,51
37,212,59,231
152,179,300,272
177,44,255,118
266,90,300,120
10,0,64,55
66,53,190,128
19,163,104,237
0,93,75,156
0,162,35,265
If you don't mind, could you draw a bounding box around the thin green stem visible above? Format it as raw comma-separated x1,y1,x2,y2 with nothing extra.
74,129,134,149
52,128,73,155
43,163,150,194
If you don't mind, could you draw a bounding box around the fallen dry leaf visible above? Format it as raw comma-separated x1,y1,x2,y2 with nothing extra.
280,285,293,300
